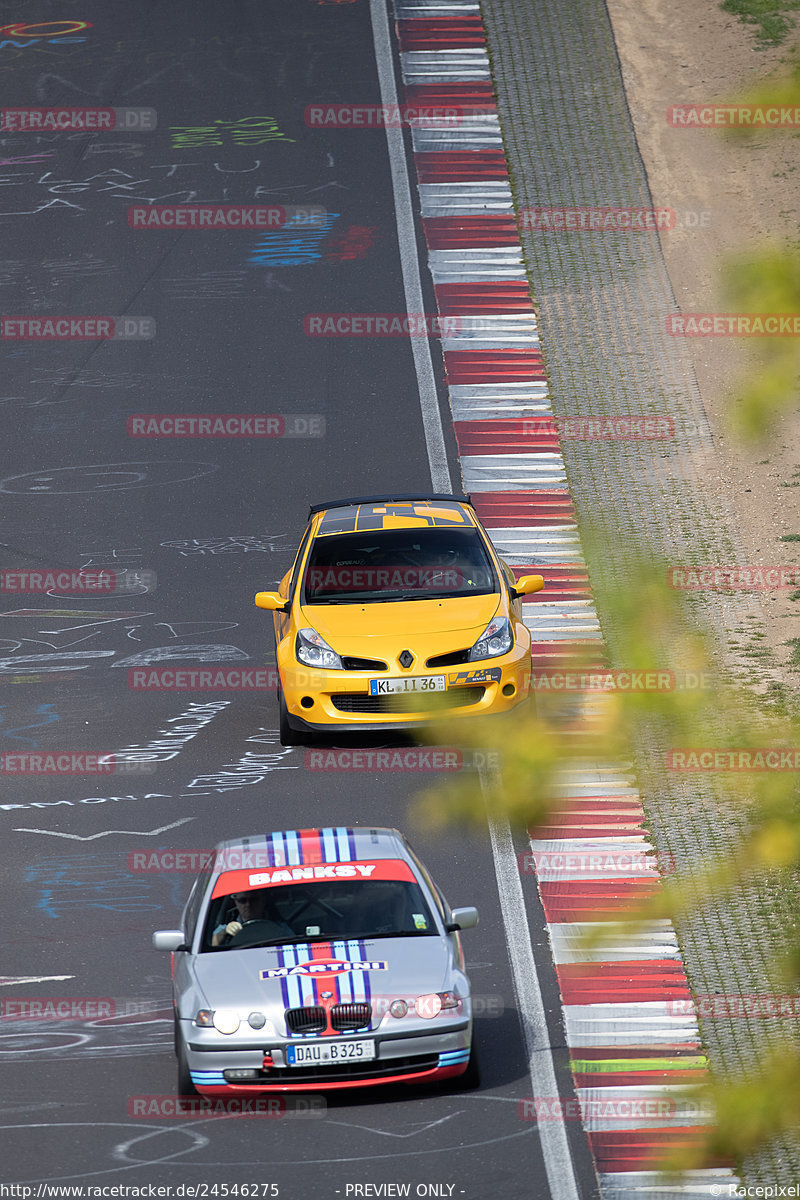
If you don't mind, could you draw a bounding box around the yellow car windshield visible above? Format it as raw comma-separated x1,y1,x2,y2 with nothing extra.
303,528,498,603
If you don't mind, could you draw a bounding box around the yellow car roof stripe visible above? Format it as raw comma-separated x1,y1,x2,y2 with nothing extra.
316,501,474,536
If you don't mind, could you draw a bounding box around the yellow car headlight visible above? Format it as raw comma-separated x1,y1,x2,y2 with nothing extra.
468,617,512,660
295,627,344,670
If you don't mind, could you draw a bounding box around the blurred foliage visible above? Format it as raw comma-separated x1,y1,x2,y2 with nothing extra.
412,48,800,1182
722,244,800,440
414,525,800,1175
721,60,800,440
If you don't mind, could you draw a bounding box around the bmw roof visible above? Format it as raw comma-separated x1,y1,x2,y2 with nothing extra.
209,826,412,870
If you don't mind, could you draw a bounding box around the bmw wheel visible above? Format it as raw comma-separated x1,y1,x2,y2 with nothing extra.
176,1030,198,1098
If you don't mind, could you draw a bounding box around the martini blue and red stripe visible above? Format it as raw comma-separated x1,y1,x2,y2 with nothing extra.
263,826,358,867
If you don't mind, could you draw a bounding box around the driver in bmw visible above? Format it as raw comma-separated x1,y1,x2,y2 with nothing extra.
211,889,291,946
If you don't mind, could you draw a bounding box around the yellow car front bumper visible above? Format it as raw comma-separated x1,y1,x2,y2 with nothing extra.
277,639,532,734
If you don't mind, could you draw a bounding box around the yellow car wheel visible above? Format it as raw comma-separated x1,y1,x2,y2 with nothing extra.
278,685,307,747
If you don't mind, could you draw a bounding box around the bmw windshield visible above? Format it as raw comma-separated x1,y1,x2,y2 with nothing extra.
302,528,499,604
201,879,439,951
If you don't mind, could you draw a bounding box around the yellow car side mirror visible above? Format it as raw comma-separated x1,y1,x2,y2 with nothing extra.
512,574,545,597
255,591,289,612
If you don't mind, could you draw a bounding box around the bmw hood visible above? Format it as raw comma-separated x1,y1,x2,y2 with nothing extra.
190,936,455,1014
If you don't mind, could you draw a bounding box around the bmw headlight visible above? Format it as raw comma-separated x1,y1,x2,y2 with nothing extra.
195,1008,241,1034
468,616,512,660
212,1008,241,1035
415,992,461,1019
295,627,344,670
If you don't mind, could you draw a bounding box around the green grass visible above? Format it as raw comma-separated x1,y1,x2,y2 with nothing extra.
721,0,800,45
780,534,800,541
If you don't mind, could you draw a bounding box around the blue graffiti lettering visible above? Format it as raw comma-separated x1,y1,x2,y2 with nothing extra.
248,212,339,267
0,702,60,745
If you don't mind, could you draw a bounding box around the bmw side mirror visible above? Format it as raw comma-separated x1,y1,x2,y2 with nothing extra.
446,906,479,932
152,929,188,952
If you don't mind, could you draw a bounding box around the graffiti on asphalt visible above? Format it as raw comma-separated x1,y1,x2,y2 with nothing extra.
0,368,199,413
0,461,218,493
113,643,248,670
249,211,339,267
0,703,60,745
325,224,378,261
0,611,245,673
29,410,125,435
0,161,341,215
25,850,167,920
161,269,294,299
0,138,146,159
160,534,288,555
10,366,175,391
169,117,294,149
0,794,172,813
0,20,91,54
0,152,55,166
183,727,297,793
111,700,230,764
0,256,118,294
0,1007,174,1060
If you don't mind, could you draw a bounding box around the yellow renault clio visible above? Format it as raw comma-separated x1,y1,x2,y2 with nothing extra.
255,494,544,744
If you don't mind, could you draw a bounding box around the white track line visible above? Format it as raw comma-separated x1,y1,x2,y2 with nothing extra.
370,0,451,492
483,770,582,1200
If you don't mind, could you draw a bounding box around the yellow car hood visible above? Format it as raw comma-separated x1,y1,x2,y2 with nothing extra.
300,593,502,647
